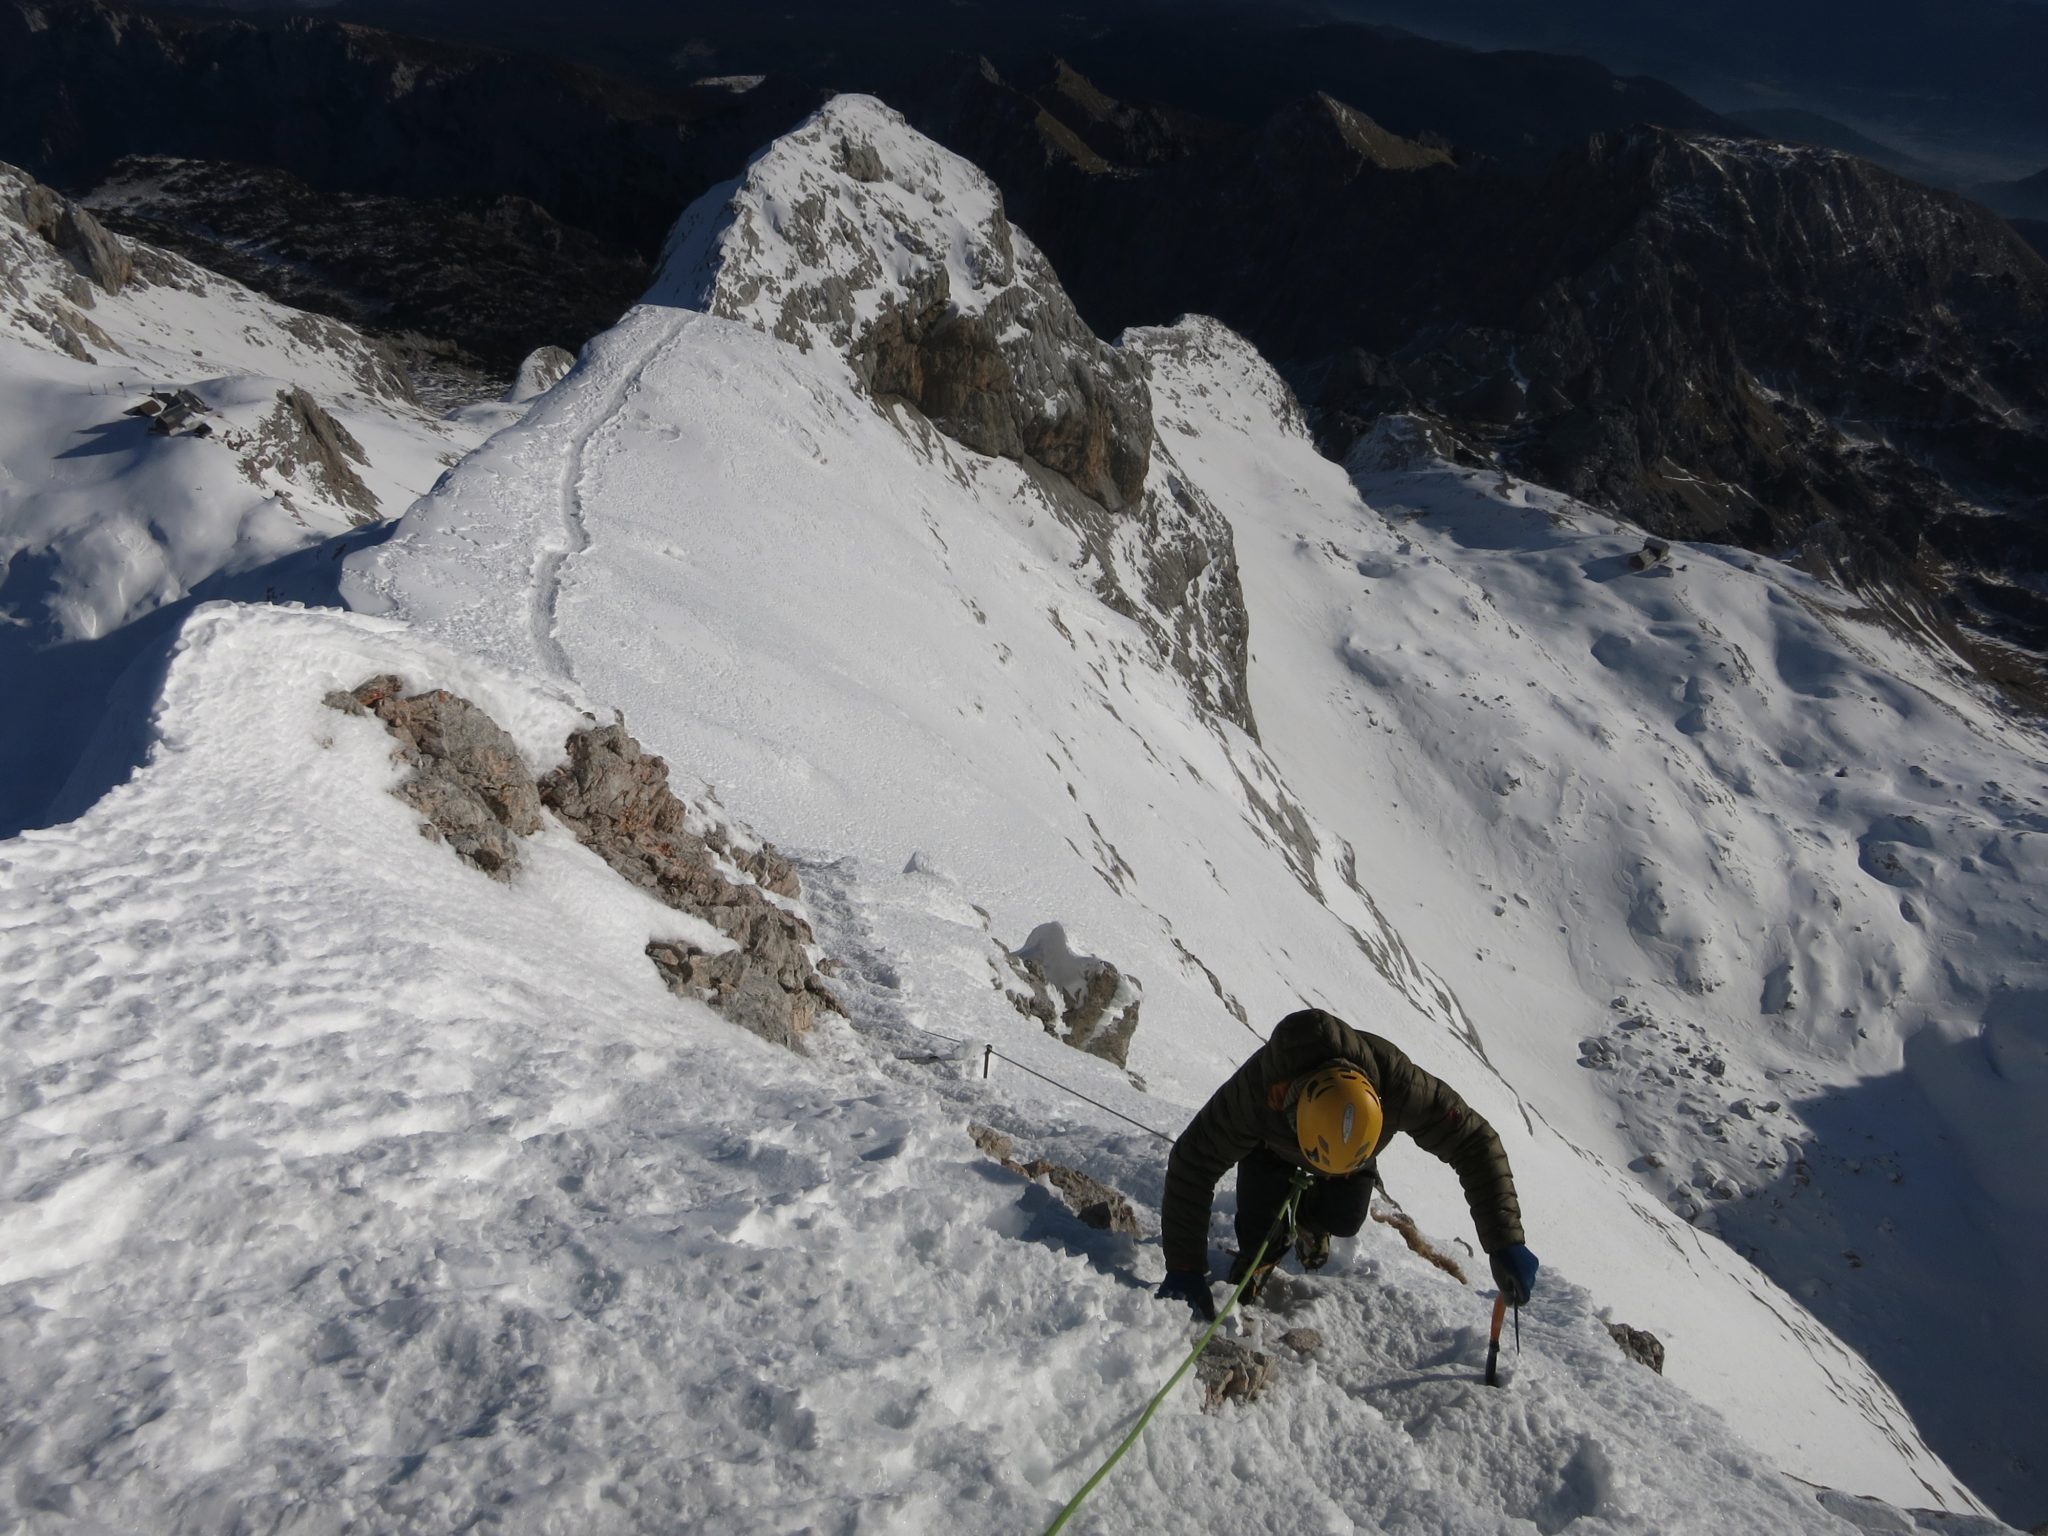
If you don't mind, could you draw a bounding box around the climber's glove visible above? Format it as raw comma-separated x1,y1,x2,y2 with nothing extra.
1155,1268,1218,1322
1490,1243,1540,1306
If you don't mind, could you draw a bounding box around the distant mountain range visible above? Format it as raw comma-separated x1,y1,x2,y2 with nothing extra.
1326,0,2048,183
8,0,2045,711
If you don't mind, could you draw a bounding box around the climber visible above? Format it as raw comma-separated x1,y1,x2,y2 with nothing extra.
1155,1007,1538,1321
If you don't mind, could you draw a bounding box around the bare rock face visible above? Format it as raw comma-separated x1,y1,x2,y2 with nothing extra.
250,386,380,524
1002,921,1141,1067
538,721,834,1050
17,179,133,295
1606,1321,1666,1374
658,95,1152,514
849,259,1152,512
967,1124,1140,1234
325,675,543,878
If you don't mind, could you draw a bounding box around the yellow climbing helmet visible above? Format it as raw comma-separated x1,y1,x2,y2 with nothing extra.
1294,1062,1384,1174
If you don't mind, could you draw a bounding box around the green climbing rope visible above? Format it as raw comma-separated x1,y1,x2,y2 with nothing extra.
1041,1171,1313,1536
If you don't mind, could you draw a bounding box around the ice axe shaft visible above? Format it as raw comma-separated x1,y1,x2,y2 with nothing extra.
1484,1292,1508,1387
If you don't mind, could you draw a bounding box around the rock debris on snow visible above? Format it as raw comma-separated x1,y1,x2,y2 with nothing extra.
326,673,545,877
1606,1321,1668,1374
539,718,837,1050
970,1123,1141,1234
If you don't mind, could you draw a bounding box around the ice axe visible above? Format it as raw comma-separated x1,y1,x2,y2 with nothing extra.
1484,1292,1509,1387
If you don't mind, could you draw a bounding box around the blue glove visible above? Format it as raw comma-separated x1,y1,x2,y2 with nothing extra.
1490,1244,1539,1305
1155,1268,1218,1322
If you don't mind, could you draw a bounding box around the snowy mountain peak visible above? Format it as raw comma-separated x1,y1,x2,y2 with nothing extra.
656,93,1152,514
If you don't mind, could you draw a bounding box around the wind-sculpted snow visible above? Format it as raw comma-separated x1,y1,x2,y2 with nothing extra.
1126,315,2047,1520
6,96,2025,1527
0,603,2019,1535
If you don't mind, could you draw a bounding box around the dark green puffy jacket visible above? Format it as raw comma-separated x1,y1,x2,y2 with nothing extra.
1161,1007,1524,1272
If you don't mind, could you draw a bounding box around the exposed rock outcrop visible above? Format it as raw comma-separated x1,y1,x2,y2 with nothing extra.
17,179,131,295
538,720,834,1050
249,386,380,524
1002,921,1141,1068
661,95,1151,513
327,677,833,1050
968,1124,1139,1234
1607,1321,1667,1374
325,675,543,878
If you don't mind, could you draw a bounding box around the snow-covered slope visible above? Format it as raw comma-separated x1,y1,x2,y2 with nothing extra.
0,163,497,834
1129,318,2048,1520
4,603,2014,1534
336,95,2020,1517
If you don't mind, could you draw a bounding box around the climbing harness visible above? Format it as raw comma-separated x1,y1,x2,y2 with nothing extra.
1040,1170,1313,1536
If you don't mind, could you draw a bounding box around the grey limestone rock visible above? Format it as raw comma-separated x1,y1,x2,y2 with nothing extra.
666,99,1154,514
1606,1321,1666,1374
539,720,834,1050
18,180,133,295
325,675,543,878
851,262,1153,512
1003,921,1141,1068
249,386,380,524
